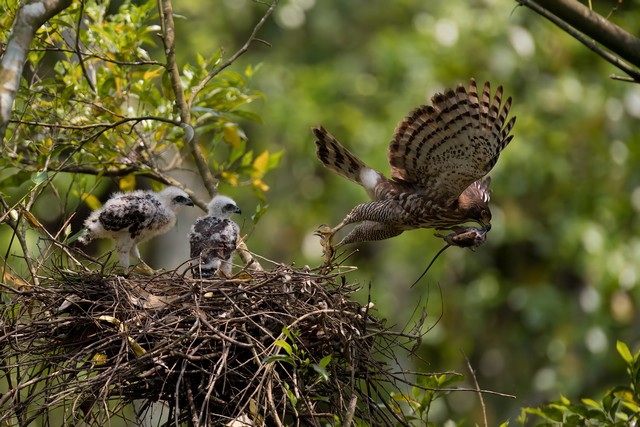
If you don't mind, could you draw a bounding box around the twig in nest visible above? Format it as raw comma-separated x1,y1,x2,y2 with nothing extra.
0,263,421,426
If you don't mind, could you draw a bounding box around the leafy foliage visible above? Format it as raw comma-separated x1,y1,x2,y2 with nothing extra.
390,372,463,425
1,0,278,204
267,326,333,413
518,341,640,426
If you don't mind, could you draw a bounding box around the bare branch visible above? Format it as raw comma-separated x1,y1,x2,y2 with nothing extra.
158,0,218,197
30,47,162,66
534,0,640,68
517,0,640,81
462,350,488,427
0,0,73,140
11,115,180,130
74,1,96,93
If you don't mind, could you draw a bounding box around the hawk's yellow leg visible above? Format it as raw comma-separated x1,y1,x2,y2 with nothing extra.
315,225,336,265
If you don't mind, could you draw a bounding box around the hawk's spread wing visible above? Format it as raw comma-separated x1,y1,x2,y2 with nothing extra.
388,79,515,206
189,217,239,266
98,193,161,238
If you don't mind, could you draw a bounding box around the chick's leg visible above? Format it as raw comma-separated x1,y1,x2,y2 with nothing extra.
130,245,157,276
114,238,132,274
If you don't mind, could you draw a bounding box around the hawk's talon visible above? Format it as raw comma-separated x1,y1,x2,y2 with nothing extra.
315,225,336,266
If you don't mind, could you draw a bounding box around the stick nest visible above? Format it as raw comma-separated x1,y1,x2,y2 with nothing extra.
1,264,423,426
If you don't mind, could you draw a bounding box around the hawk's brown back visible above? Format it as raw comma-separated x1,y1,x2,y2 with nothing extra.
388,79,515,206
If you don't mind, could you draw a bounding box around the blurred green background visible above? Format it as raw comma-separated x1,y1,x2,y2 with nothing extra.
179,0,640,423
3,0,640,424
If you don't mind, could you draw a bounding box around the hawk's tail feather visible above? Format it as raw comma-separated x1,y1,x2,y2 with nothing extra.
312,126,372,186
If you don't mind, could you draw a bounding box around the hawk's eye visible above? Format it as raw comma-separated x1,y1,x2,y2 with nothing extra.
480,209,491,221
224,204,235,211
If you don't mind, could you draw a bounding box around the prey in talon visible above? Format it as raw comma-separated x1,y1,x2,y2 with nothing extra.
435,225,490,251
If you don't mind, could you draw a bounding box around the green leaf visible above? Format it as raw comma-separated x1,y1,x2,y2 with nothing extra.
611,386,634,401
263,354,293,364
210,49,223,68
581,398,601,409
252,151,270,177
267,150,284,170
230,109,264,123
161,70,175,102
318,354,332,368
252,204,269,225
283,382,297,407
196,52,206,68
228,138,247,165
222,123,242,148
241,151,254,167
617,341,633,364
436,373,463,388
311,363,329,382
119,174,136,192
0,169,31,188
281,325,295,341
536,404,564,422
620,400,640,413
31,171,48,185
274,339,292,356
245,64,255,78
66,228,87,244
143,66,163,81
82,193,102,210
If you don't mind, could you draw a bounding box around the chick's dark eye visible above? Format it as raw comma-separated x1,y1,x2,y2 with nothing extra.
175,196,188,203
224,204,235,211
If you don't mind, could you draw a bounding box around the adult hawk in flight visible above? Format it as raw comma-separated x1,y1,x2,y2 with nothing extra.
79,186,194,274
189,195,241,278
313,79,515,257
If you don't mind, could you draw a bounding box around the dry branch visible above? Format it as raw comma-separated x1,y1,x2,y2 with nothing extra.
158,0,217,197
0,0,73,140
517,0,640,81
532,0,640,68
